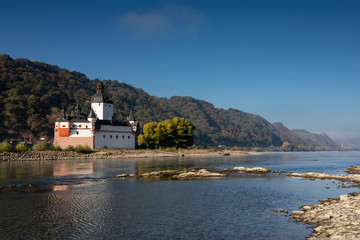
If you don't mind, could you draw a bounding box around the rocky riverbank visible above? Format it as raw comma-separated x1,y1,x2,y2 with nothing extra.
286,166,360,239
0,149,249,162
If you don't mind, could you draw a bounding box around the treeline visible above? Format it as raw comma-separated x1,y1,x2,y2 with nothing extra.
0,54,337,148
138,117,195,149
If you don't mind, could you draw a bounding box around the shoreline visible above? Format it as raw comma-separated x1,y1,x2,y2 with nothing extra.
285,167,360,239
0,149,250,162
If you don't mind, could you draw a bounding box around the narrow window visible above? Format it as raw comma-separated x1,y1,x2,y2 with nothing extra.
128,136,130,139
103,135,105,138
116,135,118,139
79,125,82,128
76,131,79,135
86,125,88,128
110,135,112,139
73,125,75,128
122,135,124,139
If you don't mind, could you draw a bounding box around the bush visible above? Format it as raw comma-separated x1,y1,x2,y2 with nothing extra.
75,145,92,154
33,142,48,151
164,147,177,151
50,145,62,151
65,145,75,151
0,141,13,152
15,143,28,152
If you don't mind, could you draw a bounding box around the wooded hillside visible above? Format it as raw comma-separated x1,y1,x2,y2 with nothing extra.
0,54,336,148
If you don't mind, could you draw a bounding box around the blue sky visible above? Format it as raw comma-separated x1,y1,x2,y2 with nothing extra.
1,0,360,144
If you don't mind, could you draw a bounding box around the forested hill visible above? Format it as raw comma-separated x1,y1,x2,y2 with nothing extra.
272,122,337,148
0,54,336,148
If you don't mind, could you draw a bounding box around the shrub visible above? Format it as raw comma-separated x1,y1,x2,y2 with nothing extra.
65,145,75,151
75,145,92,154
0,141,13,152
164,147,177,151
33,142,48,151
15,143,28,152
50,145,62,151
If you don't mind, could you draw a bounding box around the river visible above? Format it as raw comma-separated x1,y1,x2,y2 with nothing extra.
1,151,359,239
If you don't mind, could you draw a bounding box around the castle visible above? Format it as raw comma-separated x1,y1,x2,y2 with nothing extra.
53,82,138,149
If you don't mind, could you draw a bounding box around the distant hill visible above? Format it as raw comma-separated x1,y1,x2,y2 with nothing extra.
0,54,337,148
291,129,337,148
272,122,306,145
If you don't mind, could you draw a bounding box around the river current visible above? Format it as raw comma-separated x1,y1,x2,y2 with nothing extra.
1,151,360,239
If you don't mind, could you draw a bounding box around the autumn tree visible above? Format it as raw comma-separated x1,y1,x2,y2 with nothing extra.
138,117,195,149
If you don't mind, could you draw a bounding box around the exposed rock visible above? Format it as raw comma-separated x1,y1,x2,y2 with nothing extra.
290,193,360,239
115,168,227,180
172,169,226,179
345,165,360,174
141,170,181,177
286,172,360,183
287,168,360,239
233,166,271,174
114,174,137,178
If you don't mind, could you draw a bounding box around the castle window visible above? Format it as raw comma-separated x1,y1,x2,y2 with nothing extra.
122,135,124,139
128,136,130,139
103,135,105,138
116,135,118,139
79,125,82,128
73,125,75,128
86,125,88,128
110,135,112,139
76,131,79,135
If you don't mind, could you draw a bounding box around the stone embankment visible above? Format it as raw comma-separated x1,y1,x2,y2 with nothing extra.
115,166,272,180
0,149,249,162
286,166,360,239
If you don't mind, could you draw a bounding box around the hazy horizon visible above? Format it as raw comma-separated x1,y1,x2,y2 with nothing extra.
1,0,360,145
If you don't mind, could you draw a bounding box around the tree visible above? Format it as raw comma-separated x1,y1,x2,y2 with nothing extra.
138,117,195,149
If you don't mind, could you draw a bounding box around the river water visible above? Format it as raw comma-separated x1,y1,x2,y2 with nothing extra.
1,151,360,239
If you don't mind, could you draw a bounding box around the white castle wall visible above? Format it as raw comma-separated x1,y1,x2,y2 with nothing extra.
91,102,113,120
94,125,135,149
69,122,92,137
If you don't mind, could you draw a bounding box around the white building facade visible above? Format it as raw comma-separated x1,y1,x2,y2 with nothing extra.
54,82,138,149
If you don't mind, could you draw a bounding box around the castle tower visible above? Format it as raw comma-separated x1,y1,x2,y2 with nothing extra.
91,82,114,120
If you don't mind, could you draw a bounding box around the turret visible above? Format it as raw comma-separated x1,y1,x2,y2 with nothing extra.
55,109,70,137
88,108,97,125
96,82,104,93
127,110,138,132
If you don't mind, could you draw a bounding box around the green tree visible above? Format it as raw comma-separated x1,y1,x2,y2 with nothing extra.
138,117,195,149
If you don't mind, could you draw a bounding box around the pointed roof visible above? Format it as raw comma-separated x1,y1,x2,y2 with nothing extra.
88,108,97,118
91,81,114,104
127,110,136,121
56,109,69,122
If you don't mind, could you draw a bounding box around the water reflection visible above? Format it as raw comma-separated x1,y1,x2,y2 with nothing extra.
53,162,94,176
53,185,70,191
